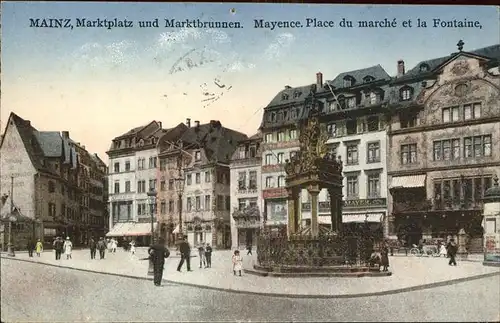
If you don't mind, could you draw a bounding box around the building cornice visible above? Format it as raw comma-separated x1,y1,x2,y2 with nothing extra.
388,161,500,176
389,116,500,136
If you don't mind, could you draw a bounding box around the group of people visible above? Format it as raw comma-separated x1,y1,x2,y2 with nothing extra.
88,237,109,259
107,238,118,253
197,242,213,268
26,239,44,257
52,237,74,260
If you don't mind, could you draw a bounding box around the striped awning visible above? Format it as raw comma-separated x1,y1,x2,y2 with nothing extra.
106,222,157,237
390,175,426,189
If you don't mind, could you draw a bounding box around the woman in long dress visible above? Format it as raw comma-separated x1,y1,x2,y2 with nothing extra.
129,240,136,255
35,239,43,257
63,237,73,260
439,243,448,257
232,250,243,276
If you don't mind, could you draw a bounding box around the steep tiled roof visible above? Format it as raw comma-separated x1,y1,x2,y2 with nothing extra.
396,44,500,82
180,121,247,164
265,84,327,108
328,64,391,89
35,131,62,157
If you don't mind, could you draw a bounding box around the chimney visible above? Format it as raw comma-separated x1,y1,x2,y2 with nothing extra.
186,118,191,128
316,72,323,87
397,60,405,77
62,131,69,139
284,85,291,89
158,121,162,129
195,121,200,127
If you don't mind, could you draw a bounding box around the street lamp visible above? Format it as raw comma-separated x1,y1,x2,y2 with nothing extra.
7,215,17,257
174,177,185,237
147,189,158,245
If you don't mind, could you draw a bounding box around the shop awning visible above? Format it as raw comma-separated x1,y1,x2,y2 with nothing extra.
390,175,426,189
106,223,133,237
172,224,180,234
342,213,384,223
106,222,157,237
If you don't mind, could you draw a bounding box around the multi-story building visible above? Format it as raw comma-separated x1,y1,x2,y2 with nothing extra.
229,133,262,249
387,42,500,251
259,70,391,236
0,112,107,249
157,119,247,249
106,121,166,246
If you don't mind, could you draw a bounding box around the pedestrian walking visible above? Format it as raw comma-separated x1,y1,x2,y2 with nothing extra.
380,244,390,272
63,237,73,260
53,237,63,260
198,243,206,268
246,243,252,256
177,235,192,272
446,238,458,266
130,240,136,255
27,239,35,257
107,239,112,253
204,243,212,268
232,250,243,276
148,237,170,286
89,237,97,259
97,237,106,259
111,238,117,253
35,239,43,257
439,243,447,257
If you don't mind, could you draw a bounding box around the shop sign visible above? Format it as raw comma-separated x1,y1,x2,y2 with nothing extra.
344,198,386,208
262,188,287,199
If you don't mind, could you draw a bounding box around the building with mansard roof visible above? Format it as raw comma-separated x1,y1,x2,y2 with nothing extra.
0,112,108,250
386,42,500,251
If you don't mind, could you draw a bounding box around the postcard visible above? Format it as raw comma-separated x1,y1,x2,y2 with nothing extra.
1,2,499,322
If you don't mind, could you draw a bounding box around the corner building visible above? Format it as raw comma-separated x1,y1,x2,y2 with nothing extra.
387,43,500,251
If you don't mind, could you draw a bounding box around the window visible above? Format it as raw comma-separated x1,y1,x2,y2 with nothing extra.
238,199,246,211
452,139,460,159
464,137,472,158
217,195,224,211
327,123,337,137
169,200,174,213
281,93,289,100
225,196,231,211
137,180,146,193
367,142,380,163
346,97,356,109
400,112,417,128
249,146,257,158
367,116,379,132
419,64,429,72
442,106,459,123
265,133,273,143
187,174,192,185
187,197,192,212
464,135,492,158
265,176,273,188
149,157,157,168
346,175,359,197
205,171,211,183
464,103,481,120
401,144,417,164
168,179,174,190
277,132,285,142
125,181,131,192
265,154,273,165
114,181,120,194
161,201,166,214
277,175,286,188
195,151,201,161
363,76,374,83
160,180,166,191
289,129,297,140
125,161,131,171
367,173,381,198
205,195,211,211
400,87,412,101
277,153,284,164
160,159,167,171
369,92,379,105
238,172,247,190
346,119,357,135
346,144,359,165
148,179,156,191
327,101,336,112
48,181,55,193
343,76,353,87
114,162,120,173
249,171,257,189
195,173,201,184
137,158,143,170
195,196,201,210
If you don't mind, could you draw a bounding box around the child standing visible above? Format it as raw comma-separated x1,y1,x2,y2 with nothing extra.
35,239,43,257
232,250,243,276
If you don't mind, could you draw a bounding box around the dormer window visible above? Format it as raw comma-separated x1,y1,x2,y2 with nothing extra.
195,151,201,161
343,76,355,88
419,64,430,72
400,86,413,101
363,75,374,83
282,93,289,100
293,91,300,99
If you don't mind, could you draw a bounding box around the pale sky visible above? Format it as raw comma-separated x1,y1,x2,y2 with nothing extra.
1,3,498,162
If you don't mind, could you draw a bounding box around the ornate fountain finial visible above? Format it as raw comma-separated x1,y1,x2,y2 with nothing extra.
494,174,499,187
457,40,464,52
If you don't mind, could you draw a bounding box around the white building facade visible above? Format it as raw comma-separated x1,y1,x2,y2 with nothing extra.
229,134,263,249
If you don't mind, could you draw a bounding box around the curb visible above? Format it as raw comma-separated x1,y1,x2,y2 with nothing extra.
2,256,499,299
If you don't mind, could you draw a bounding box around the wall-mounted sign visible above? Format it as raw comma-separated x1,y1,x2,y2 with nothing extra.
267,200,287,223
344,198,387,208
262,188,287,199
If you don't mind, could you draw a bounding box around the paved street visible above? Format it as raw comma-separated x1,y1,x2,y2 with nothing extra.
2,258,499,322
1,248,499,297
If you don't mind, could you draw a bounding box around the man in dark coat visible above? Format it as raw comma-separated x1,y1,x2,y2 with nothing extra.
447,238,458,266
205,243,213,268
27,239,35,257
97,237,106,259
89,237,97,259
148,237,170,286
177,236,192,272
53,237,64,260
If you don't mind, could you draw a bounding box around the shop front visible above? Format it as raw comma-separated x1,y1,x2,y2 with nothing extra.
106,221,158,247
263,188,288,228
232,205,261,248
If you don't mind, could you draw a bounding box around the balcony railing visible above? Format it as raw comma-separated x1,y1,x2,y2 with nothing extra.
232,206,260,220
393,199,432,213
